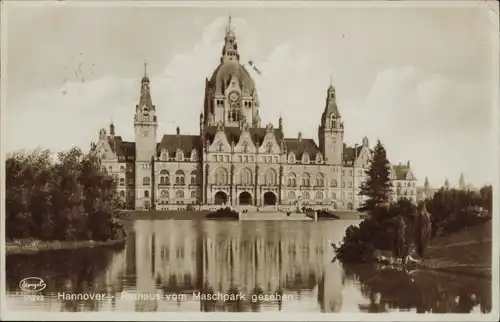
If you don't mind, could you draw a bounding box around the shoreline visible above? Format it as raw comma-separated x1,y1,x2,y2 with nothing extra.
6,238,126,255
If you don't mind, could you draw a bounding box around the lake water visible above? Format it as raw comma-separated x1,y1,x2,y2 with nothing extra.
5,219,491,313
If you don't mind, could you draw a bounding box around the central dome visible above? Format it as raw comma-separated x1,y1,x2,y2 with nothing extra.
209,61,256,96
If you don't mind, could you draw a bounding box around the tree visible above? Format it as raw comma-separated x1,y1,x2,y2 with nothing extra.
5,147,125,242
357,140,393,215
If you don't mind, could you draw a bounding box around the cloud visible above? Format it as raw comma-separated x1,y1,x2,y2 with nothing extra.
340,66,494,187
5,17,494,188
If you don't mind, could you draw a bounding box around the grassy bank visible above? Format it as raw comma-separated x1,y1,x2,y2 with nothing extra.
6,238,126,255
421,220,492,278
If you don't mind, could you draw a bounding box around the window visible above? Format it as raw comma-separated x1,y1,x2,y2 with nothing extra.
175,170,185,185
128,178,133,185
160,190,168,197
119,178,125,186
143,177,150,185
190,191,197,198
190,170,197,185
144,190,149,198
119,191,125,197
265,169,277,186
331,179,338,187
242,142,248,153
288,153,295,163
215,167,228,185
315,174,324,187
109,166,112,172
287,173,297,187
332,192,337,200
315,191,323,200
288,191,296,201
302,191,310,200
176,190,184,198
266,142,273,153
239,168,253,185
301,173,310,187
161,150,168,161
160,170,169,185
120,166,125,172
176,150,184,161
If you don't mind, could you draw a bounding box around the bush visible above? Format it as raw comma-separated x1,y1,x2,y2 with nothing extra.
206,207,239,220
5,148,126,242
335,187,493,263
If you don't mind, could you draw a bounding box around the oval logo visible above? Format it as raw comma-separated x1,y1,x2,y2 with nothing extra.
19,277,46,292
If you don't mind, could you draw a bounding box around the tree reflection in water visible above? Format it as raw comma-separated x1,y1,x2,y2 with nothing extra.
6,244,125,312
343,264,491,313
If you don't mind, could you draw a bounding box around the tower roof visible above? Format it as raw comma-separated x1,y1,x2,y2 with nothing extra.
138,61,154,110
322,80,341,121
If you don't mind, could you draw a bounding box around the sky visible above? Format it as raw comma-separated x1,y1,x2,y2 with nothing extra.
2,1,499,187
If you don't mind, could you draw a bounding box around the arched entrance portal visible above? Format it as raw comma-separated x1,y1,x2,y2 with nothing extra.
239,191,252,205
214,191,228,205
263,192,277,206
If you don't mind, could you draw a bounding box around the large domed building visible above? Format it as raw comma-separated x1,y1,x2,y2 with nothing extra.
93,17,418,211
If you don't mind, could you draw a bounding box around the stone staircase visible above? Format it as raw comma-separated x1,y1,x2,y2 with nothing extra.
239,209,313,221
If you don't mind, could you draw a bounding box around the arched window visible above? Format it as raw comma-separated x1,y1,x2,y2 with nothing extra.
119,191,125,197
315,173,325,187
266,142,273,153
265,169,277,186
214,167,229,185
159,170,169,185
175,170,185,185
176,150,184,161
301,173,310,187
143,177,150,185
176,190,184,198
160,190,168,197
302,191,310,200
288,152,295,163
190,170,197,185
119,178,125,186
302,154,309,164
109,166,112,172
239,168,253,185
161,150,168,161
190,190,197,198
315,191,323,200
288,191,296,203
331,179,338,187
331,192,337,200
144,190,149,198
120,166,125,172
191,150,198,162
287,173,297,187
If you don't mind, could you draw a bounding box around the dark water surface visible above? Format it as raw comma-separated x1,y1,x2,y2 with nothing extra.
5,219,491,313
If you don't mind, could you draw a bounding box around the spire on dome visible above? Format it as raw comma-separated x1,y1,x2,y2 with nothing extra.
221,15,239,63
141,60,149,83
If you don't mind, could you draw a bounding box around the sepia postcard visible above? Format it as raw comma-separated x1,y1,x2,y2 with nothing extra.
1,0,499,321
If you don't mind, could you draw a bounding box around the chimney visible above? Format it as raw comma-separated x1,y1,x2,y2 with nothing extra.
298,132,302,141
176,126,180,135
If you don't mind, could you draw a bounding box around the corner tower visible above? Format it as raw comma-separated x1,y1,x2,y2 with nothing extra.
203,16,260,128
134,62,158,210
134,62,158,160
318,81,344,164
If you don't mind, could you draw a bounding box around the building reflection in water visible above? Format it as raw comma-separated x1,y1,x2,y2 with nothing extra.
128,220,347,312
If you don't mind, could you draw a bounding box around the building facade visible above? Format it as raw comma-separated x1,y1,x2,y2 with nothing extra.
94,18,418,211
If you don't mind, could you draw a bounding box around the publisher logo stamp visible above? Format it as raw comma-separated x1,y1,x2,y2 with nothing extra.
19,277,46,293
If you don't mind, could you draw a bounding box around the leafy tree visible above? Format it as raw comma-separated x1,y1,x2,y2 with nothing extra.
5,147,125,242
357,140,393,215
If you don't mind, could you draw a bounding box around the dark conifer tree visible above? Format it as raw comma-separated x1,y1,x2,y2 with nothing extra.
357,140,393,215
